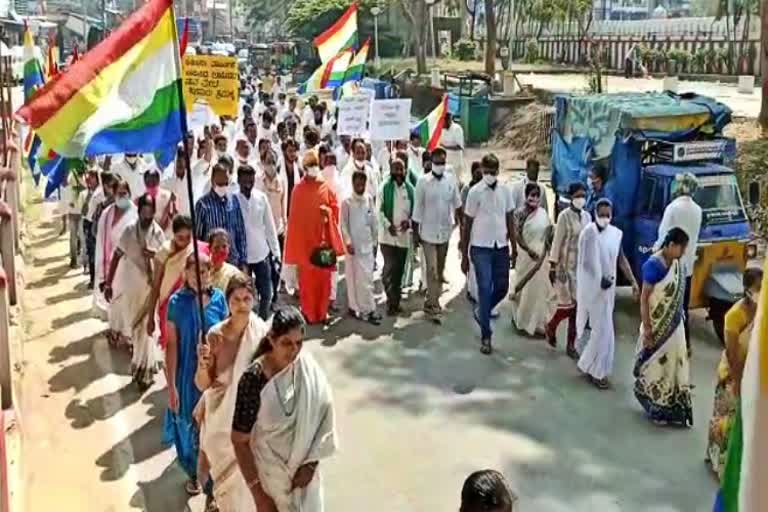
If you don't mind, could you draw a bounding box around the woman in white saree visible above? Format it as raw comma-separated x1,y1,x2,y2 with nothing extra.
194,273,267,511
231,305,337,512
510,183,554,336
103,194,165,390
94,178,138,346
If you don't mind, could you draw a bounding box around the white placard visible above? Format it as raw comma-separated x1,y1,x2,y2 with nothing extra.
337,91,373,137
370,99,412,141
187,101,216,136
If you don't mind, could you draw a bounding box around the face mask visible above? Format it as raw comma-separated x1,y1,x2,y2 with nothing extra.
305,166,319,178
572,197,586,210
264,164,276,177
125,156,138,165
216,149,227,159
214,185,229,197
354,158,366,167
145,185,159,198
483,174,497,186
323,165,336,175
211,248,229,266
432,164,445,176
596,216,611,228
116,197,132,210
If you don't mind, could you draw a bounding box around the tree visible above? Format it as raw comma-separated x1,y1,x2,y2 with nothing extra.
400,0,430,74
484,0,497,74
760,0,768,131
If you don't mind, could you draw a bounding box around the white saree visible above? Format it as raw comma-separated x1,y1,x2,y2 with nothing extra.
576,223,623,380
94,204,137,316
199,313,267,511
511,207,554,336
247,351,337,512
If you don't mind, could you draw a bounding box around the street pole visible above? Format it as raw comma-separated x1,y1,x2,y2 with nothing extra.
425,0,436,62
101,0,107,40
371,6,381,69
211,1,217,41
228,0,233,41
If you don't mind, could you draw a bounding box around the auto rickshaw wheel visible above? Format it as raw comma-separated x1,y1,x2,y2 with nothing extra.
708,298,732,346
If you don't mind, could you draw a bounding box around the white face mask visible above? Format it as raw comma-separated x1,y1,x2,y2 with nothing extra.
125,156,138,165
214,185,229,197
572,197,586,210
323,165,336,174
432,164,445,176
216,149,227,159
483,174,497,186
596,216,611,228
305,166,319,178
354,158,366,167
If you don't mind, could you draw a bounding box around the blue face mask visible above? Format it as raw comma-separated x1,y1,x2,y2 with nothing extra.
116,197,132,210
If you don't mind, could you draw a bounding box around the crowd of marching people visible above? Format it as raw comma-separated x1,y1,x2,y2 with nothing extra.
51,69,753,510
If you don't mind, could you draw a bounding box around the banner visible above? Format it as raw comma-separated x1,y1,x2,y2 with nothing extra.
369,99,412,141
337,90,374,137
183,54,240,117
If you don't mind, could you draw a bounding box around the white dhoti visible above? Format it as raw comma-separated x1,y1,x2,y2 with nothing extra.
345,252,375,315
446,149,465,185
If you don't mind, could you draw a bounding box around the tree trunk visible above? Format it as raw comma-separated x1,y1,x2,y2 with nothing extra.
415,0,428,74
760,0,768,131
484,0,496,74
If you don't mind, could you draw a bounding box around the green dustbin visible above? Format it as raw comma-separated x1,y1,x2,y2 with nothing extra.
457,95,489,144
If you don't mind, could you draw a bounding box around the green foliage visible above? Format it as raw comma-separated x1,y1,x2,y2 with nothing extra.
285,0,381,40
734,138,768,238
524,38,539,63
453,38,477,61
692,47,708,72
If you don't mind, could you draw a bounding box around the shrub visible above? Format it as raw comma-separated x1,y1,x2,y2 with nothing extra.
524,38,539,63
453,38,477,61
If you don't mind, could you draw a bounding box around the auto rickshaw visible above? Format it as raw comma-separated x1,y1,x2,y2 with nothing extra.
551,91,755,341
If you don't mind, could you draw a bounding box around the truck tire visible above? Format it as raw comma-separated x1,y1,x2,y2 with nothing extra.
709,298,732,346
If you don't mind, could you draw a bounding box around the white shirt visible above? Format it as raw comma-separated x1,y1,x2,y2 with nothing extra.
112,159,147,198
655,195,702,277
238,190,280,264
334,145,351,173
440,123,464,150
464,181,514,248
341,194,377,254
412,172,462,244
255,172,286,234
378,183,412,248
408,145,425,174
86,186,104,221
341,160,380,202
257,125,277,144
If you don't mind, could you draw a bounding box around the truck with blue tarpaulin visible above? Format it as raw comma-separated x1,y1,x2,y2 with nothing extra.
550,91,754,340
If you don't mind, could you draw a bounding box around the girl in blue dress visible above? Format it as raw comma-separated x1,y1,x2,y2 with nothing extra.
162,252,228,495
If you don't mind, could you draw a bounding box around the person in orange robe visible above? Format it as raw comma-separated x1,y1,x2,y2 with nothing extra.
284,152,345,324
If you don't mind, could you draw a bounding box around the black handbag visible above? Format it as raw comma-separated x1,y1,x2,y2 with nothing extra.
310,219,337,268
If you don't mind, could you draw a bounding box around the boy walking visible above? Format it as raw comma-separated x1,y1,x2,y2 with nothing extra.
341,171,381,325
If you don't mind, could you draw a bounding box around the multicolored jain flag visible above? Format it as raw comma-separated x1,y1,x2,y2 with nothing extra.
413,95,448,151
297,50,353,95
341,37,369,85
714,258,768,511
16,0,185,159
313,2,358,63
22,27,47,184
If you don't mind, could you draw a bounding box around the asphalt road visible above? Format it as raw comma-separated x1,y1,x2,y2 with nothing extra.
17,200,723,512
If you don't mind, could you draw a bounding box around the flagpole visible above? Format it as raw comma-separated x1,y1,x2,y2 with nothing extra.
171,10,208,342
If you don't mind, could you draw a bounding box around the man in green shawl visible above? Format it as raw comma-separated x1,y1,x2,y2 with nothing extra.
378,158,414,316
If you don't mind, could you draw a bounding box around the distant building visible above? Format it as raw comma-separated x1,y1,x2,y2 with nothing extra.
593,0,691,21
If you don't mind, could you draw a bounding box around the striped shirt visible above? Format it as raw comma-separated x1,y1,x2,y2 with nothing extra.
194,191,248,267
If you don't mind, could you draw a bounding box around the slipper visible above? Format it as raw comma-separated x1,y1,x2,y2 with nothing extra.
185,479,202,496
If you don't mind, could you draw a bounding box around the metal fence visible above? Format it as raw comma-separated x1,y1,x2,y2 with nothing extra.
511,34,763,76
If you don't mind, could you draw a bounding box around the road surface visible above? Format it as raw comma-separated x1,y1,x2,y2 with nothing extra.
19,202,722,511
